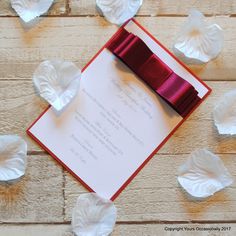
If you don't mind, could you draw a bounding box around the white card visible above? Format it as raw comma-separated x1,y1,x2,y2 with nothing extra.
28,20,210,200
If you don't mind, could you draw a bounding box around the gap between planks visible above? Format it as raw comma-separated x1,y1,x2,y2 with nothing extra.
62,172,66,221
0,14,236,18
27,151,236,156
0,78,235,82
1,220,236,225
65,0,70,16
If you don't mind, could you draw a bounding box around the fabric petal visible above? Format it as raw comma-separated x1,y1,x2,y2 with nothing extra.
178,149,233,198
213,90,236,135
11,0,54,23
72,193,117,236
96,0,143,25
173,9,223,64
33,60,81,112
0,135,27,182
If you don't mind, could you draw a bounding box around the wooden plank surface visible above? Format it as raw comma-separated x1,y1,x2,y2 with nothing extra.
64,153,236,222
0,154,64,223
68,0,236,16
0,0,66,16
0,224,235,236
0,1,236,235
0,17,236,81
1,0,236,16
1,80,236,153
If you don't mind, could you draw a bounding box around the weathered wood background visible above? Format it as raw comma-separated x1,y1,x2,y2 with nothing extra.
0,0,236,235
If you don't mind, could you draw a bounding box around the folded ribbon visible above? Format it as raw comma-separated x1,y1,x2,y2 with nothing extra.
107,28,200,117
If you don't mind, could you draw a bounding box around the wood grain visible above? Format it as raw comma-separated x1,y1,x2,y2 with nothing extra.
1,0,236,17
0,17,236,81
0,154,64,223
1,80,235,153
0,0,66,16
0,2,236,233
64,153,236,221
68,0,236,16
0,225,72,236
0,81,48,151
0,224,235,236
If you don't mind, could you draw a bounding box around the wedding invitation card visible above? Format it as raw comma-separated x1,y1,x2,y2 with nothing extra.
27,19,211,200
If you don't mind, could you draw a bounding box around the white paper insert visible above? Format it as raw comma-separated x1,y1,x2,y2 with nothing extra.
29,20,209,199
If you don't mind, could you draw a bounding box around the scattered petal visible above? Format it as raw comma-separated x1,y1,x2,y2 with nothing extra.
0,135,27,182
213,90,236,135
72,193,117,236
178,149,233,198
11,0,54,23
96,0,143,25
33,60,81,112
173,9,223,64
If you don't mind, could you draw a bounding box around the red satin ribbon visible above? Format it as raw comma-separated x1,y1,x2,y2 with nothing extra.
107,28,200,117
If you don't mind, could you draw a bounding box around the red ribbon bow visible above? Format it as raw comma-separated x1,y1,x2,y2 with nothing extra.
107,28,200,117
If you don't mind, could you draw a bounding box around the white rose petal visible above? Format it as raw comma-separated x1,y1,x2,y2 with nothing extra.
0,135,27,182
33,60,81,112
173,9,223,64
11,0,54,23
72,193,117,236
213,90,236,135
96,0,143,25
178,149,233,198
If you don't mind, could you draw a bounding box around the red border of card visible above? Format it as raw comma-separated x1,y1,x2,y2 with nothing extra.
27,19,212,201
